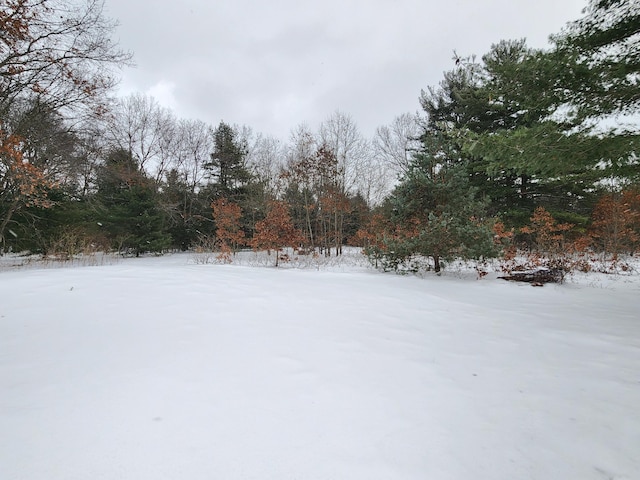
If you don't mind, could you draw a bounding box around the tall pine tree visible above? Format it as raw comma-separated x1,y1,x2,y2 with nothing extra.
204,121,252,201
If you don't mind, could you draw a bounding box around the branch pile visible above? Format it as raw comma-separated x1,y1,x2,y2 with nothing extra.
499,267,565,285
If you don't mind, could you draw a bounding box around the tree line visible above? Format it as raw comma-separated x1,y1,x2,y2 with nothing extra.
1,0,638,271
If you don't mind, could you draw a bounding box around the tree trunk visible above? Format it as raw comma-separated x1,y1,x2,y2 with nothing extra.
520,174,529,198
0,198,21,254
433,255,441,273
304,191,314,248
334,210,340,256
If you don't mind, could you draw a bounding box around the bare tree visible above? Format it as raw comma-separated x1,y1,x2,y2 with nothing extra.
318,110,368,195
373,112,422,176
247,133,284,197
286,124,317,168
355,154,392,207
0,0,132,117
74,126,104,198
105,93,175,176
173,118,212,194
318,111,386,252
153,109,178,185
157,118,213,250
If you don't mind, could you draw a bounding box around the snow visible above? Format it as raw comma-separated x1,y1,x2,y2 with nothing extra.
1,253,639,480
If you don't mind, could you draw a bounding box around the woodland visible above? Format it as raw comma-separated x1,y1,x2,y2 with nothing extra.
1,0,638,273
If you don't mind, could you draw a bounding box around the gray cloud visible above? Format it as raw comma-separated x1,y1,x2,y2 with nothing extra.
107,0,587,139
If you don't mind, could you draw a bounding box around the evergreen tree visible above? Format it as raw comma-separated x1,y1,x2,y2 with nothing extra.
95,149,170,256
202,121,265,243
204,121,252,201
420,41,599,227
472,34,638,189
555,0,640,119
373,151,496,274
17,187,96,255
465,2,640,224
420,30,639,230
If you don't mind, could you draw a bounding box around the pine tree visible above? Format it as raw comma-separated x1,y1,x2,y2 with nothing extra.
160,169,192,251
378,155,497,274
95,149,170,256
419,43,542,225
204,121,252,201
554,0,640,119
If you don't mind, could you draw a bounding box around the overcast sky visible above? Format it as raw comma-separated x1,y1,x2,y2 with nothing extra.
104,0,587,140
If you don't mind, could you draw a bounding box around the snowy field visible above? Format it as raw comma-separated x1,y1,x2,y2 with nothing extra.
1,252,639,480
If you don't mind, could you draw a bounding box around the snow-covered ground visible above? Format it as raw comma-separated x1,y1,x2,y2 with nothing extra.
1,253,639,480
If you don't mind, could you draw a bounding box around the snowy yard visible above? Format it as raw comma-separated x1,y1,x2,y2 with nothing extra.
1,253,639,480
